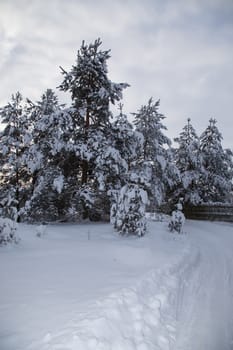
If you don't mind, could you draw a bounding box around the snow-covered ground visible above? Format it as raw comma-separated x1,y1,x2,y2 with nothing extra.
1,219,233,349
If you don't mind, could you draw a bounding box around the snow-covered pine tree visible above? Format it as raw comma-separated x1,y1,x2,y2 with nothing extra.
59,39,129,219
199,118,233,203
133,98,179,210
0,92,31,221
174,118,203,205
25,89,72,221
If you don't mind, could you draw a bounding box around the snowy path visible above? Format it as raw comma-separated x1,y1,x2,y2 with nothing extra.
173,221,233,350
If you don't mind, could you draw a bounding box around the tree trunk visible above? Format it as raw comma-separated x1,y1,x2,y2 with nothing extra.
81,160,89,184
81,109,90,184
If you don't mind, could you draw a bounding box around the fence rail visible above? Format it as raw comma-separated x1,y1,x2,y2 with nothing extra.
184,204,233,222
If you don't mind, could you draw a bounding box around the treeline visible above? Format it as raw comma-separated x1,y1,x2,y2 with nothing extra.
0,39,232,235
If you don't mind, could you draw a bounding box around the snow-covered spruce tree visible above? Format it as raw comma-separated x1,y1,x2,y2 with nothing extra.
174,118,203,205
112,104,143,170
26,89,64,172
59,39,129,220
99,105,143,198
112,173,148,237
24,89,74,221
108,105,146,228
0,92,31,221
133,98,179,210
199,118,233,203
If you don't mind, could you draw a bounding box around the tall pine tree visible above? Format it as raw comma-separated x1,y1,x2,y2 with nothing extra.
59,39,129,219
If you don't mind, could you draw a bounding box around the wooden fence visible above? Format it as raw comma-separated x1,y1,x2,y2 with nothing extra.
184,204,233,222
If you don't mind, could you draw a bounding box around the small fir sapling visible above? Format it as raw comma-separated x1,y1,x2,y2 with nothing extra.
112,174,148,237
168,202,185,234
36,224,47,238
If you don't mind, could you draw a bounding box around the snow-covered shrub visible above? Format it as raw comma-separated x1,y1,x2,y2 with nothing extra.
112,182,148,237
35,224,47,238
0,218,19,246
168,205,185,234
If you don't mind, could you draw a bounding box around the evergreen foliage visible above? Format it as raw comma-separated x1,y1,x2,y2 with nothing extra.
0,39,232,234
59,39,129,128
112,105,143,169
0,92,31,221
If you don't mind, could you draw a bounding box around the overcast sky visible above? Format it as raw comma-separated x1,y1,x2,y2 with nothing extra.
0,0,233,148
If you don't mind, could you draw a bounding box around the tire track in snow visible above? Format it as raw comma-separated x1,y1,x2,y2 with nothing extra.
173,221,233,350
29,242,191,350
223,254,233,349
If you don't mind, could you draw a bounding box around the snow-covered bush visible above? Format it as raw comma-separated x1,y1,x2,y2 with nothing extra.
35,224,47,238
168,204,185,234
0,218,19,246
112,181,148,237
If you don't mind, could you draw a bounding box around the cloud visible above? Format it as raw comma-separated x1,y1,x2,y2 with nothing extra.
0,0,232,148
